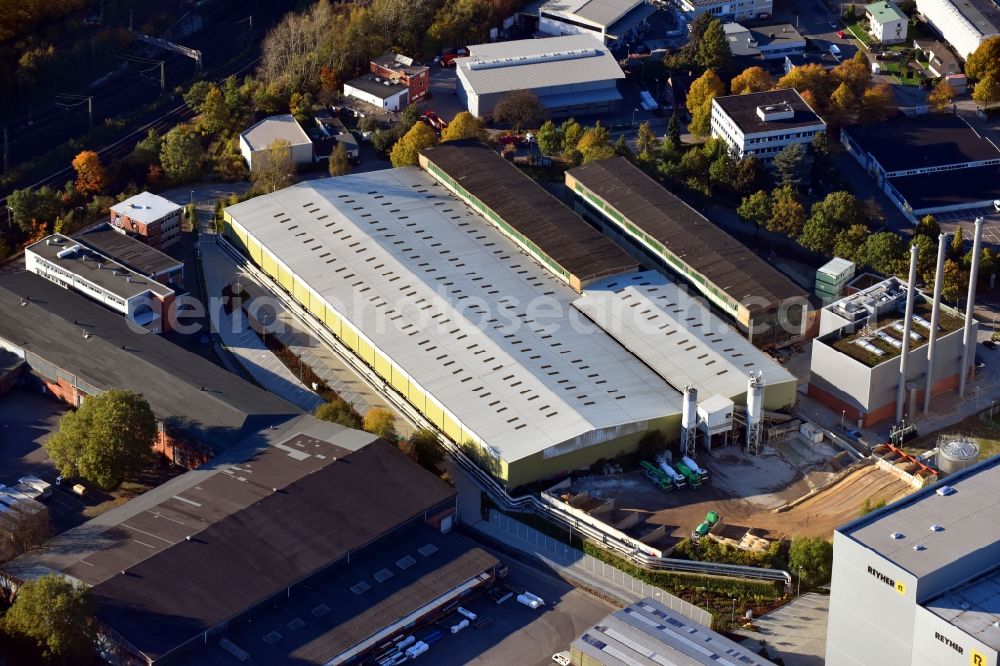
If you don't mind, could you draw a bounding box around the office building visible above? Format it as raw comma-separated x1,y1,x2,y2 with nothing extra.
78,223,184,286
109,191,183,249
677,0,773,21
711,88,827,161
370,52,430,103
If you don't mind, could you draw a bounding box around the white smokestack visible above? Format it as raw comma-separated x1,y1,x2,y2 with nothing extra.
896,244,919,424
959,217,984,397
924,233,948,414
746,372,763,455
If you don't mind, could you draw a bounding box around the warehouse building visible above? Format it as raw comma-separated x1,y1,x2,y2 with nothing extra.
223,167,681,487
827,456,1000,666
0,272,300,467
916,0,1000,58
842,114,1000,223
566,157,809,348
809,276,973,427
678,0,773,21
574,271,798,411
454,35,625,119
711,89,827,161
570,597,774,665
79,223,184,286
109,191,182,250
419,141,639,292
26,234,176,333
239,114,314,172
2,434,495,666
537,0,657,42
724,22,806,61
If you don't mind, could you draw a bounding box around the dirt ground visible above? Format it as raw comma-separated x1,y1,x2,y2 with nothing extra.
570,439,913,545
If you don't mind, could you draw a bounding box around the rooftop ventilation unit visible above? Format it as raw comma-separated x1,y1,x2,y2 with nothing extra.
756,101,794,121
890,532,905,539
936,485,956,496
466,48,601,71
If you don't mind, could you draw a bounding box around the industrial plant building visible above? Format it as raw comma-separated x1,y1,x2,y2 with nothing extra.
566,157,809,348
223,166,683,487
0,272,301,467
109,191,183,250
711,89,827,161
841,114,1000,222
571,597,774,665
827,456,1000,666
343,75,410,113
79,223,185,286
1,434,496,666
25,234,176,333
536,0,657,42
724,22,806,61
370,52,430,104
677,0,773,22
453,35,625,119
809,275,974,427
916,0,1000,57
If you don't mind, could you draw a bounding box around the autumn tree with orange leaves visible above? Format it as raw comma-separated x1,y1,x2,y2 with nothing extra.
71,151,105,197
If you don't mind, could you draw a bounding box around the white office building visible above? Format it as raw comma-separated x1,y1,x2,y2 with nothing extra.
916,0,1000,58
710,89,826,160
678,0,773,21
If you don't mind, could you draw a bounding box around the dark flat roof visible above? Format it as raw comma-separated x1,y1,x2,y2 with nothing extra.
345,75,408,99
713,89,825,135
888,164,1000,211
90,440,457,662
79,224,183,277
0,272,299,452
420,142,639,284
184,527,496,665
844,114,1000,173
948,0,1000,36
568,157,807,310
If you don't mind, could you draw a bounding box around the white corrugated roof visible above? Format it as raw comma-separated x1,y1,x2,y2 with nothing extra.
225,168,680,464
573,272,796,402
110,192,182,225
240,114,312,152
457,35,624,96
540,0,644,27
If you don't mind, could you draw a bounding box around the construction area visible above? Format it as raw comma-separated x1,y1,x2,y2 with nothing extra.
546,430,914,551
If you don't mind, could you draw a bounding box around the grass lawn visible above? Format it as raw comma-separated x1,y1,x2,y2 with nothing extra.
903,413,1000,460
845,20,872,46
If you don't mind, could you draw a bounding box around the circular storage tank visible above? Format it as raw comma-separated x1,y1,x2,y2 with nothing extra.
938,438,980,476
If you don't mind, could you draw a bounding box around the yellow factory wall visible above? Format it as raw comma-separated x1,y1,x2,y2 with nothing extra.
224,214,686,489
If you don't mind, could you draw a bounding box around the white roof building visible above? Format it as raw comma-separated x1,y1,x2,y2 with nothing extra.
109,192,182,227
538,0,657,42
224,167,681,486
454,35,625,118
239,114,314,172
574,271,797,410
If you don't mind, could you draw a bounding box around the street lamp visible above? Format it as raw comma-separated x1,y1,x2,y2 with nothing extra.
632,107,639,128
841,410,846,430
798,566,804,596
731,598,736,625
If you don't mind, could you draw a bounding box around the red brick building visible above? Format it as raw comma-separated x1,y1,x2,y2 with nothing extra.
370,53,430,103
109,192,183,250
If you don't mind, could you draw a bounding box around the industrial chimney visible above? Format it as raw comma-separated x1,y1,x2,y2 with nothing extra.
924,233,948,414
682,386,697,457
746,372,763,456
896,244,919,424
959,217,984,397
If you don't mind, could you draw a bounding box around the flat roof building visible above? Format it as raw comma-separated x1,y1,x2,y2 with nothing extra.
0,272,300,466
566,157,809,348
109,191,183,249
828,456,1000,666
343,75,410,113
866,1,909,43
678,0,773,21
370,52,430,104
916,0,1000,57
725,22,806,60
453,34,625,118
420,141,639,291
26,234,176,333
239,114,314,172
78,223,184,286
537,0,657,42
711,88,827,161
571,597,775,665
842,114,1000,222
223,167,681,487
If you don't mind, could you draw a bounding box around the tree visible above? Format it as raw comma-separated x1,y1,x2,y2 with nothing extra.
830,81,857,124
0,504,51,564
426,0,494,55
729,66,773,94
389,121,438,167
314,396,362,429
928,79,955,112
811,130,831,159
776,64,834,112
561,118,584,153
912,233,938,281
708,153,737,192
493,89,545,129
398,428,445,471
160,125,205,182
940,259,968,303
44,390,156,490
289,91,315,123
951,224,964,258
973,76,1000,109
860,83,893,123
733,155,766,195
636,121,659,156
71,151,105,197
441,111,484,141
183,80,215,113
800,214,840,253
327,143,351,177
811,191,868,230
577,121,611,158
767,186,806,237
832,52,872,99
772,142,813,188
696,19,731,70
252,138,296,194
833,224,870,263
914,214,940,239
2,574,94,661
613,135,632,157
363,407,397,439
666,113,682,150
200,86,230,134
132,129,162,167
686,70,724,137
857,231,906,274
737,190,772,225
789,536,833,588
537,119,562,155
6,186,62,233
967,36,1000,107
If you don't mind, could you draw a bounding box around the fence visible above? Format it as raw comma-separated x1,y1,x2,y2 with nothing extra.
488,510,714,628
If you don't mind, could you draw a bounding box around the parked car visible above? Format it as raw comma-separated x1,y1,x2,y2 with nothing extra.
836,30,846,38
423,110,447,131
